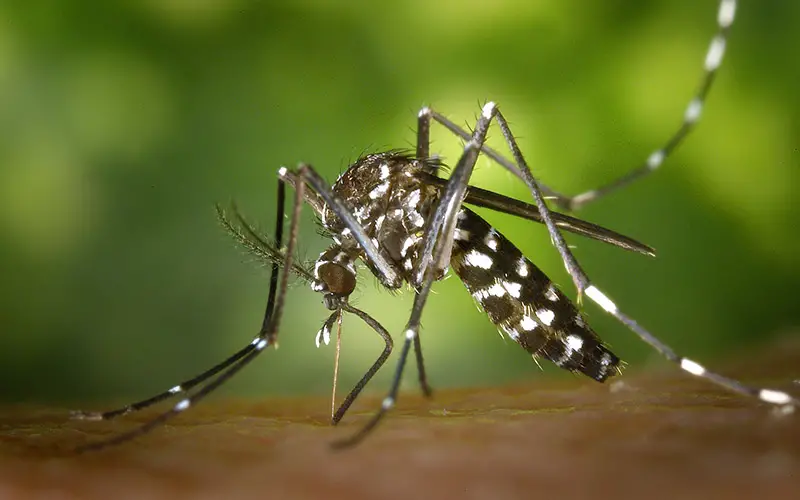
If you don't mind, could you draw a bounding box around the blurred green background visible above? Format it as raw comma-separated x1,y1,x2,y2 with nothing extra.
0,1,798,406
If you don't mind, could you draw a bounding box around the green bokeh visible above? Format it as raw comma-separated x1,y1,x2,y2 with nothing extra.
0,1,798,404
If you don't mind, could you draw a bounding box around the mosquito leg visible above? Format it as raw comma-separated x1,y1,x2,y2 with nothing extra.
564,0,736,211
72,179,289,423
71,344,257,422
74,173,305,452
423,0,737,212
581,286,798,410
413,335,433,398
331,304,394,426
490,103,797,412
333,103,498,448
416,106,431,164
410,106,441,399
421,106,557,198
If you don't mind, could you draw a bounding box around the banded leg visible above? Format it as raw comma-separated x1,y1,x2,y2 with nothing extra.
581,286,798,410
71,181,290,424
74,175,306,452
564,0,737,210
331,303,394,425
70,343,257,422
418,0,738,212
484,103,798,412
333,102,499,448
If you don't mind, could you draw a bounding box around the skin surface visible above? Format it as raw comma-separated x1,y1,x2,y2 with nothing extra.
2,340,798,500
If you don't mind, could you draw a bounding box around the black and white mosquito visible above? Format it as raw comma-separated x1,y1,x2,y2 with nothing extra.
72,0,796,452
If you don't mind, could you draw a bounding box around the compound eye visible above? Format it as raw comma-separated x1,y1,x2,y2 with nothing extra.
316,262,356,297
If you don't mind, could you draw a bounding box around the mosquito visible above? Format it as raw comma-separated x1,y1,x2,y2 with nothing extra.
72,0,796,452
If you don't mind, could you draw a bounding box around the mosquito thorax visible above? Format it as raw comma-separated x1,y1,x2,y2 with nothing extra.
319,152,441,289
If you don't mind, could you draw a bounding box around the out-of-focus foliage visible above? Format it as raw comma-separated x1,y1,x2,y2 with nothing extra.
0,1,798,404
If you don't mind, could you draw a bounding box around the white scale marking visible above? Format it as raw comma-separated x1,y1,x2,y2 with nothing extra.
705,35,726,71
544,285,558,302
647,150,665,170
401,236,417,257
565,334,584,352
169,385,182,394
454,228,471,241
484,230,499,250
684,98,703,124
379,163,390,180
369,182,389,199
487,283,506,297
535,308,555,326
407,189,421,208
502,281,522,298
520,315,537,331
516,258,529,277
759,389,792,405
680,358,706,376
314,258,326,275
464,250,493,269
585,285,617,313
256,339,268,350
409,210,425,228
482,101,496,119
472,282,506,301
718,0,736,28
317,323,331,347
174,399,191,412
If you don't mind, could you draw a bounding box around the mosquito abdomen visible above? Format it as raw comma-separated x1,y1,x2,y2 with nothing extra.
450,207,620,382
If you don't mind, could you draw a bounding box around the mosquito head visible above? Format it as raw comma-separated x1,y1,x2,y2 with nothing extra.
316,260,357,300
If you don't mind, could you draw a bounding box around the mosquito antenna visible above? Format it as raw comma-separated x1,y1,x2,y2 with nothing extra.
233,203,315,282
